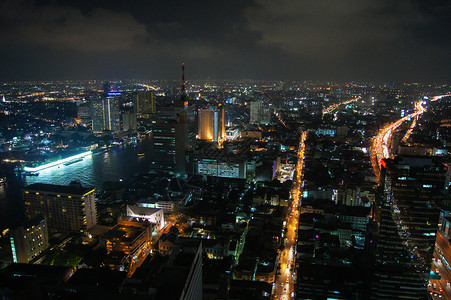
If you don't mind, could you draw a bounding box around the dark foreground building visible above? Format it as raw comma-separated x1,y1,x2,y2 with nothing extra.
370,156,450,299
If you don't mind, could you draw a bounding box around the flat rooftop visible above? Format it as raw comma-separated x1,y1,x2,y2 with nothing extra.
24,183,93,196
104,224,144,241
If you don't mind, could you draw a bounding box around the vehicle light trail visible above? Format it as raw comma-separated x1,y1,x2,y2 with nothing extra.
322,96,360,115
401,117,417,143
370,94,450,180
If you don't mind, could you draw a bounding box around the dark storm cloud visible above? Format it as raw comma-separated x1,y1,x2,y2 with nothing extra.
0,0,450,81
0,0,262,80
409,1,451,46
246,1,414,57
0,2,150,52
243,0,451,81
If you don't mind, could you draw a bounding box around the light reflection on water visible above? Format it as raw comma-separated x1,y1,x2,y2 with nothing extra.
25,143,151,190
0,136,152,226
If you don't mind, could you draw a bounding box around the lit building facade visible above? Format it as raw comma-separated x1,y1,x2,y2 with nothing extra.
225,128,240,140
126,205,164,230
91,97,120,132
91,83,121,133
10,215,49,263
102,97,120,132
196,158,250,179
91,99,104,133
138,200,175,213
198,106,225,143
23,182,97,233
104,218,153,257
135,91,156,118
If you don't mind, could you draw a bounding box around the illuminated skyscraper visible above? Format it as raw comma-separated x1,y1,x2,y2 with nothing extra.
91,99,104,133
91,82,121,133
102,97,120,131
135,91,156,118
198,106,225,142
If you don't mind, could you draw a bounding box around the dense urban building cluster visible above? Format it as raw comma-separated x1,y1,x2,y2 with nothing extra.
0,74,450,300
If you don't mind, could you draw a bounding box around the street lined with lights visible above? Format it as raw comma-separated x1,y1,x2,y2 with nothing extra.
273,131,307,300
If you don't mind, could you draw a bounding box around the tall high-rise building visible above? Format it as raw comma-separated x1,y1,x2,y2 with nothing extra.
122,112,137,131
23,182,97,233
250,101,271,124
135,91,156,118
198,106,225,142
102,97,120,131
91,99,104,133
76,102,91,127
91,83,121,133
10,215,49,263
151,63,197,175
370,156,449,299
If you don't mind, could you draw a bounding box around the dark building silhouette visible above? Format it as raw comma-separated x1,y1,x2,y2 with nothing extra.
370,156,449,299
150,63,197,175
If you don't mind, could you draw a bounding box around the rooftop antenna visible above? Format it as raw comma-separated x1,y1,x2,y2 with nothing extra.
180,62,188,107
181,63,186,94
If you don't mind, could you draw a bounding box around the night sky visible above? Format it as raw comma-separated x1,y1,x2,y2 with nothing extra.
1,0,451,82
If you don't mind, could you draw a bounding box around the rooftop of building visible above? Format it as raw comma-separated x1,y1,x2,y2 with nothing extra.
127,205,162,216
123,240,202,298
1,263,73,287
384,155,446,169
64,268,126,290
104,224,144,241
12,215,46,230
228,280,272,299
24,182,94,196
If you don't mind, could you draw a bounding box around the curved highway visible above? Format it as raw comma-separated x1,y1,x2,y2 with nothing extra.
371,94,450,180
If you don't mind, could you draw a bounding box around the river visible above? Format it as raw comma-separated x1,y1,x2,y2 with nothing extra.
0,136,152,227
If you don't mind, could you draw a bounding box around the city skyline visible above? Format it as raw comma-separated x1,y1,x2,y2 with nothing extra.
0,76,450,299
1,1,451,299
0,1,451,82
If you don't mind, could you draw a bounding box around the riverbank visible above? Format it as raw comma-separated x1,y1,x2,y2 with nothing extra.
0,135,152,227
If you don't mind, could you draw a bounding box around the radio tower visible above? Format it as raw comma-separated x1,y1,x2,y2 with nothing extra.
180,62,188,106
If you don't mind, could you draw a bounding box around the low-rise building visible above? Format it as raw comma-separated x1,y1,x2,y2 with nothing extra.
104,218,153,258
126,205,164,230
